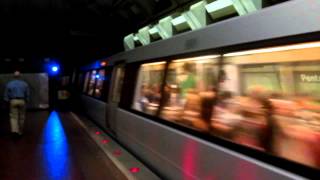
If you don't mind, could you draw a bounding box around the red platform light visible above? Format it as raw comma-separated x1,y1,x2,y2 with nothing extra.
130,167,140,173
113,150,122,156
95,131,101,135
102,139,109,144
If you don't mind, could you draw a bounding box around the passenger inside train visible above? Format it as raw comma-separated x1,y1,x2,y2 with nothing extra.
130,41,320,170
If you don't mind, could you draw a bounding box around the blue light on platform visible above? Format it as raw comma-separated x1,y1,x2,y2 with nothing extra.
51,66,59,72
49,64,60,75
42,111,70,179
45,60,60,76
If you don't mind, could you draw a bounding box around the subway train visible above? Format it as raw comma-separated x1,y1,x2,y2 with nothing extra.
65,1,320,179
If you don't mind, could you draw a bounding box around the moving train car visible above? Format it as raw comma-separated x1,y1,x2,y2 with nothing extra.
71,0,320,179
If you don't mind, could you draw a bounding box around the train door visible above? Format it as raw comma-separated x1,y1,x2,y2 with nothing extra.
107,63,126,136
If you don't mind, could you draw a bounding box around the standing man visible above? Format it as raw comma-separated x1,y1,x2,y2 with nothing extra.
4,71,30,138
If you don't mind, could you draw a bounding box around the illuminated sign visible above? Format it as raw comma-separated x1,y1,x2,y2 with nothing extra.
299,72,320,83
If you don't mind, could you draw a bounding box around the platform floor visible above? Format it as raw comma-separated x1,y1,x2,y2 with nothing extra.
0,111,126,180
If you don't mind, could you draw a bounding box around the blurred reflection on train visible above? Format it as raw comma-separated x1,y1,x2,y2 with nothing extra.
131,41,320,169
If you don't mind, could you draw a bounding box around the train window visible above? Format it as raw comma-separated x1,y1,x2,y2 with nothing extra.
83,72,90,93
160,55,220,131
215,41,320,168
132,62,166,115
241,65,281,94
87,70,97,96
111,65,125,103
94,70,106,98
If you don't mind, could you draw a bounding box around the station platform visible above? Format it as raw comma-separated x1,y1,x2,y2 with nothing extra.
0,111,160,180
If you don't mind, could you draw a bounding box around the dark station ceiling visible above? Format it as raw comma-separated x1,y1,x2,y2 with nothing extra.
0,0,196,70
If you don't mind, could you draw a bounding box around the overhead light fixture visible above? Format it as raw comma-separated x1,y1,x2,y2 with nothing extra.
133,36,139,41
171,16,187,26
149,27,159,35
223,41,320,57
